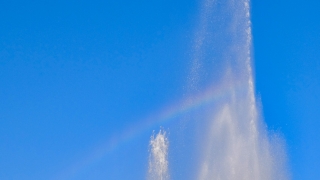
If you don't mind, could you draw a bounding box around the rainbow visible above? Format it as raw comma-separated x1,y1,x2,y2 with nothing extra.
54,79,248,180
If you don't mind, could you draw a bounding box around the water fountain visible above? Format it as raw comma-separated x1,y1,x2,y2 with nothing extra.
148,0,289,179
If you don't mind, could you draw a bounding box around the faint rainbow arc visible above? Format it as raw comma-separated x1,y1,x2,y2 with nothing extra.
55,80,246,180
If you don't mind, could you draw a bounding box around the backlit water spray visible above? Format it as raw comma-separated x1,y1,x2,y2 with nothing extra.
148,0,289,179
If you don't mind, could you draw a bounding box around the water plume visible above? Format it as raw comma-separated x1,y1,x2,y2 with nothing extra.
149,0,289,179
192,0,289,179
148,129,169,180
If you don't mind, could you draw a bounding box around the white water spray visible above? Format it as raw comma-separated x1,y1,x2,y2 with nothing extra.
148,0,289,179
195,0,289,179
148,130,169,180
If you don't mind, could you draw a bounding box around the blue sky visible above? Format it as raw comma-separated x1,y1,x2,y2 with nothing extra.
0,0,319,179
252,0,320,179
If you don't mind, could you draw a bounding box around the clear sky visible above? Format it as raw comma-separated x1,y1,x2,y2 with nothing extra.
0,0,319,180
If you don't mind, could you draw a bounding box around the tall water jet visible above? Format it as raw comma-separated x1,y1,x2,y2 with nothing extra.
191,0,289,179
148,130,169,180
